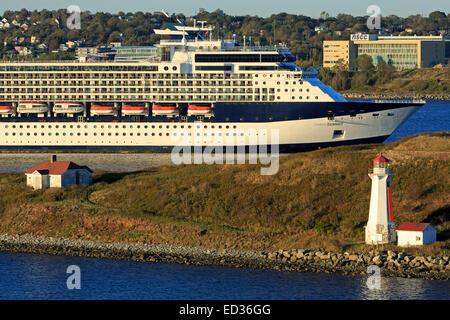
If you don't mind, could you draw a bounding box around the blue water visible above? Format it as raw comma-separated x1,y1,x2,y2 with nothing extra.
0,252,448,300
384,100,449,143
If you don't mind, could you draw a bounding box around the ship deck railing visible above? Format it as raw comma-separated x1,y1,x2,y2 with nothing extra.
373,99,426,104
187,46,290,52
159,39,288,52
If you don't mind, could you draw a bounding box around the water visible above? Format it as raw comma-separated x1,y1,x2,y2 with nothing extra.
0,100,448,173
384,100,450,143
0,252,448,300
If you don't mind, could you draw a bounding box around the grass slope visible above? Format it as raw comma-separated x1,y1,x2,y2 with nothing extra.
344,67,450,95
0,132,448,256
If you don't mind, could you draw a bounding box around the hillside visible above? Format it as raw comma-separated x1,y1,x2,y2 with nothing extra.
0,132,448,256
343,67,450,96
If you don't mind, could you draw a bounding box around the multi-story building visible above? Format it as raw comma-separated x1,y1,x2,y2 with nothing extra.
323,34,449,70
323,41,357,69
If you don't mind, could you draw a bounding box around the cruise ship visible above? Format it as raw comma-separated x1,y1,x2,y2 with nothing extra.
0,20,424,152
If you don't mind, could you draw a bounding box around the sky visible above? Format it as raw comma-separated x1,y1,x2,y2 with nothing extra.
1,0,449,18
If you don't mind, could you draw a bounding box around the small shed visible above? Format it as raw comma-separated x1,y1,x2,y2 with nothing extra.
26,155,93,189
396,222,437,247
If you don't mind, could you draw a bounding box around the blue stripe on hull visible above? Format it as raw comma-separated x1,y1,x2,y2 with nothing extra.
0,101,422,123
0,135,390,153
213,101,419,122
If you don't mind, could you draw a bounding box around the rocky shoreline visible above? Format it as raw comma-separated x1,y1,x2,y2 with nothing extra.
343,92,450,101
0,234,448,280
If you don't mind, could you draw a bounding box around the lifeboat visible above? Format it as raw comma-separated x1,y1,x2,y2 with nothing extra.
122,104,148,116
0,105,14,115
53,102,85,115
187,104,213,117
17,102,49,115
90,104,117,116
152,104,179,117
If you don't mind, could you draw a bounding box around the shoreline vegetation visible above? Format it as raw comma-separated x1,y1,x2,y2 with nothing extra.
0,132,449,280
323,66,450,100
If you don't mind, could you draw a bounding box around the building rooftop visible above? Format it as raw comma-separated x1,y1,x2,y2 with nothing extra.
26,156,92,175
397,222,431,232
373,152,389,163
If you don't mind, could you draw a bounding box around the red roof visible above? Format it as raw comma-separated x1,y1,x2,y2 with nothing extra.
26,160,93,175
373,152,389,163
397,222,430,232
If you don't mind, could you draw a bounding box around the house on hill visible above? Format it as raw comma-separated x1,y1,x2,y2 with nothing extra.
25,155,93,190
396,222,437,247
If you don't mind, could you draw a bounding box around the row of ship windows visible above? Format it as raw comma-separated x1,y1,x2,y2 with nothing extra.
0,81,255,87
0,72,297,79
0,81,303,87
4,132,248,137
0,96,319,101
0,73,255,80
0,88,310,93
3,124,238,130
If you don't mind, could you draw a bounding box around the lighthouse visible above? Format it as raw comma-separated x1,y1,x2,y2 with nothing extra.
365,153,396,245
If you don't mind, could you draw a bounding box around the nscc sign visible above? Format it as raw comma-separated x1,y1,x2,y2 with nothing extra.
351,34,377,41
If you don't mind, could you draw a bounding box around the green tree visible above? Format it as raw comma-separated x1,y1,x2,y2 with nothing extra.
48,39,59,51
331,61,350,90
350,54,376,88
318,67,334,85
375,61,395,85
355,54,375,73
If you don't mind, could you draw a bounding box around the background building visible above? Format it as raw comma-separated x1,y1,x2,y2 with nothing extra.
323,41,356,69
323,34,449,70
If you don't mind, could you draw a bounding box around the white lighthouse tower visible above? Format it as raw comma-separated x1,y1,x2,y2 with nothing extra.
365,153,396,244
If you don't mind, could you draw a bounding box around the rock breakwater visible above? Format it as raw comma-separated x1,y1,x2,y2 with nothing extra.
0,234,448,280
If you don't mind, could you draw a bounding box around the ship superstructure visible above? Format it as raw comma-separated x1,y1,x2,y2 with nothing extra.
0,20,424,151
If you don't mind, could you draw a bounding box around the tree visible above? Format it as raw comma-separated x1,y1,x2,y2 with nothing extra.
331,61,350,90
355,54,375,73
350,55,376,88
66,29,80,41
48,39,59,51
429,11,446,21
108,31,121,43
320,11,330,20
375,61,395,84
318,67,334,85
351,23,366,33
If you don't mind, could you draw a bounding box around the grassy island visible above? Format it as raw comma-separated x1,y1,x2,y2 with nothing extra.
0,132,448,258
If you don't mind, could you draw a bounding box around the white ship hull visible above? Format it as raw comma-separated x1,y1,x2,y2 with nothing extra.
0,106,419,150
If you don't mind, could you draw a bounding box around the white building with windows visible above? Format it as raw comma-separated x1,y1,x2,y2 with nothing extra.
26,155,93,189
396,222,437,247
